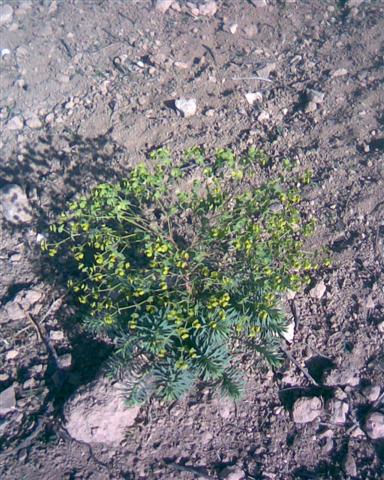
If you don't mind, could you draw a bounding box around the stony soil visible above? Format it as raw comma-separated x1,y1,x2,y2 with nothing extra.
1,1,384,479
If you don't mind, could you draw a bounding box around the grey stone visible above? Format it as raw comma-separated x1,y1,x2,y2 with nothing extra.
65,375,140,444
281,319,295,343
6,115,24,131
6,350,19,361
175,98,197,118
292,396,322,424
59,353,72,369
307,89,325,104
219,465,246,480
365,412,384,439
0,385,16,415
154,0,173,13
257,62,276,79
50,330,65,341
199,1,218,17
329,399,349,424
362,385,380,402
344,449,357,477
324,368,360,387
1,184,32,224
26,116,42,129
0,5,13,26
250,0,267,7
309,280,326,299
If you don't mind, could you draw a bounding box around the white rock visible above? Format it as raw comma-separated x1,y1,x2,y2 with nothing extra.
6,350,19,361
175,98,197,118
258,111,270,122
0,385,16,415
199,1,218,17
250,0,267,7
0,4,13,26
1,184,33,224
364,412,384,439
6,115,24,131
154,0,173,13
26,116,42,129
281,320,295,343
50,330,65,341
1,48,10,58
292,396,322,424
245,92,262,105
219,465,246,480
332,68,348,78
362,385,381,402
329,399,349,424
24,289,43,306
65,376,140,444
309,280,326,299
377,321,384,333
229,23,238,34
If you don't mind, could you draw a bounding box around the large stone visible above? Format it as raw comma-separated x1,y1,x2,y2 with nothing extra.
365,412,384,440
292,396,322,424
0,385,16,416
65,376,140,444
329,399,349,424
1,184,33,224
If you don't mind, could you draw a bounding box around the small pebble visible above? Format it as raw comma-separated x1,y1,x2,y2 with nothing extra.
6,350,19,361
154,0,173,13
26,116,42,129
307,89,325,104
245,92,262,105
362,384,381,402
198,1,218,17
309,280,326,299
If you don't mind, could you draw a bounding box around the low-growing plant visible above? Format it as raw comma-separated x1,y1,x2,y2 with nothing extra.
43,146,320,404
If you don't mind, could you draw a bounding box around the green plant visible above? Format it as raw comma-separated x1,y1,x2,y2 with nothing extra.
43,146,319,404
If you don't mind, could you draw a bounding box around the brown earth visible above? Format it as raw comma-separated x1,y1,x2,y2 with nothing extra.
0,1,384,479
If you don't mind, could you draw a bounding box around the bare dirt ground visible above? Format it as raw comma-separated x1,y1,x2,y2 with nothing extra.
1,1,384,479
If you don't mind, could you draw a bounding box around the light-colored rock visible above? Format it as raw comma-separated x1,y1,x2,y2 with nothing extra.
377,321,384,333
307,89,325,104
4,301,25,321
257,62,276,78
229,23,238,34
50,330,65,341
250,0,267,7
362,384,380,402
1,184,33,224
26,116,42,129
24,289,43,306
0,4,13,26
365,412,384,439
0,385,16,415
332,68,348,78
258,111,270,122
324,368,360,387
0,373,10,382
65,376,140,444
329,399,349,424
344,449,357,477
59,353,72,369
281,320,295,343
154,0,173,13
309,280,326,299
1,48,10,58
245,92,263,105
175,98,197,118
219,465,246,480
199,1,218,17
6,350,19,361
347,0,365,6
292,396,322,424
6,115,24,131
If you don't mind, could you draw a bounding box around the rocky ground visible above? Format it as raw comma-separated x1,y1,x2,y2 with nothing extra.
0,0,384,479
